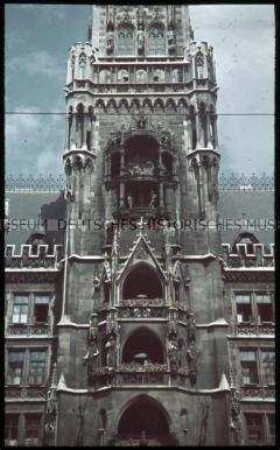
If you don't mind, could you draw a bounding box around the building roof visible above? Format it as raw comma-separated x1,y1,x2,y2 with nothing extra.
5,188,274,249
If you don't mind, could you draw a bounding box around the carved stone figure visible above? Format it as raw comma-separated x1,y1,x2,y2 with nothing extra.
167,336,178,372
188,316,196,342
106,33,114,54
127,194,133,209
106,335,117,368
149,190,157,207
187,340,198,385
137,31,145,55
89,313,98,341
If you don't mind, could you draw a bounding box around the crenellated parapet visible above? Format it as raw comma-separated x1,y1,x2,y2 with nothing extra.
221,243,274,268
5,244,63,269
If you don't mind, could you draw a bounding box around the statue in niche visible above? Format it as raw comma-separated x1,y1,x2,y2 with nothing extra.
88,339,100,373
185,115,192,151
137,30,145,56
105,334,117,369
135,111,147,129
78,54,86,79
161,129,170,145
89,313,98,341
187,340,198,385
127,194,133,209
152,7,160,22
168,29,176,49
188,316,196,342
106,33,114,54
167,336,179,372
149,190,157,208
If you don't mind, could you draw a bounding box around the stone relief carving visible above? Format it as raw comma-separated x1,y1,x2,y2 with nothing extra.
127,161,154,177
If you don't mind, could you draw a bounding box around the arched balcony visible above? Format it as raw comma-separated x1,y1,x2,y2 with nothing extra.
122,327,165,364
122,263,163,301
106,128,177,220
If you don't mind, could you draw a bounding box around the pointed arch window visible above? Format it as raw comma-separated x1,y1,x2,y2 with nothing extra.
148,26,165,56
117,25,134,56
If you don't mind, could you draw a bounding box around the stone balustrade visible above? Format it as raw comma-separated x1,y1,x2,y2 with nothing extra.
6,322,51,336
5,385,47,399
240,385,275,399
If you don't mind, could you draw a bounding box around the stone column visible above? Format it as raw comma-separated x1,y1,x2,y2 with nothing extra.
119,149,125,207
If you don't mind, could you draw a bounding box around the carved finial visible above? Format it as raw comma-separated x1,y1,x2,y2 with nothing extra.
112,228,119,256
50,362,57,388
137,217,146,236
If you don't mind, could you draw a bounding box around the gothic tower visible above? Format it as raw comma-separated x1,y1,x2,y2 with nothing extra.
55,5,231,446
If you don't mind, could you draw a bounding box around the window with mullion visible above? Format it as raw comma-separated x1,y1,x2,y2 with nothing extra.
266,414,275,444
25,414,42,440
29,351,47,385
7,351,25,385
235,293,252,323
5,414,19,441
12,295,29,324
240,349,259,385
255,293,274,323
148,29,165,56
245,413,265,444
261,349,275,386
117,28,134,56
34,294,50,324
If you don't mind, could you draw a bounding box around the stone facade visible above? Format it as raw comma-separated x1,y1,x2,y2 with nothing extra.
5,5,274,447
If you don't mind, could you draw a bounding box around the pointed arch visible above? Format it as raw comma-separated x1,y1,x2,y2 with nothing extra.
135,69,147,83
130,98,140,114
142,98,153,113
118,98,129,113
117,22,135,56
106,98,117,113
95,99,106,113
122,262,163,300
154,98,164,113
177,97,188,113
232,232,260,253
121,326,165,364
117,394,172,443
166,98,177,113
148,22,165,56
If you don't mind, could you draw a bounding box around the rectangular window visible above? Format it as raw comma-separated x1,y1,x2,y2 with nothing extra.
235,294,252,323
261,349,275,386
34,295,49,324
256,293,274,323
267,414,275,444
25,414,42,441
29,351,47,385
245,413,265,445
240,349,259,385
12,295,29,324
5,414,19,442
7,351,24,385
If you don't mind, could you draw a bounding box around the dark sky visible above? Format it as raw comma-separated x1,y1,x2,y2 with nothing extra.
5,5,274,177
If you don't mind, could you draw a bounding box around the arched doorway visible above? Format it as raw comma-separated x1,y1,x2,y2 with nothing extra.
117,395,174,446
122,264,162,300
122,327,164,364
